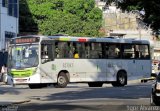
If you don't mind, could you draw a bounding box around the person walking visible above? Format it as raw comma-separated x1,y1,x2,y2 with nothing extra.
0,49,8,82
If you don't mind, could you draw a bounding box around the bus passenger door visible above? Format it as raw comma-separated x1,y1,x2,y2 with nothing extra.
39,41,55,83
134,45,151,78
122,44,137,79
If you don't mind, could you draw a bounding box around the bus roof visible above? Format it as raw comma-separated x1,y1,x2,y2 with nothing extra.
13,35,150,44
48,35,150,44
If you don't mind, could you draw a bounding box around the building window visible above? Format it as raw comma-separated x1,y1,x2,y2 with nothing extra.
2,0,8,7
8,0,18,17
5,31,16,38
14,0,18,17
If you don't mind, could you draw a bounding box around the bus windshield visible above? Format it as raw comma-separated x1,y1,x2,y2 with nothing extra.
9,45,39,68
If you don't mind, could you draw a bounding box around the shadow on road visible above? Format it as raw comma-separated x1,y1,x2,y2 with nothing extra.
0,85,20,95
0,83,152,111
28,83,152,101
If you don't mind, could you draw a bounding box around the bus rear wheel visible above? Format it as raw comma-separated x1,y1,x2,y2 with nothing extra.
54,72,69,88
112,71,127,87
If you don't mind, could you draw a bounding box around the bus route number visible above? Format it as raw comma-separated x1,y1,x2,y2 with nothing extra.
63,63,74,68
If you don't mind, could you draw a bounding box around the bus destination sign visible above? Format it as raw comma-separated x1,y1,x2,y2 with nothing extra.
11,37,39,44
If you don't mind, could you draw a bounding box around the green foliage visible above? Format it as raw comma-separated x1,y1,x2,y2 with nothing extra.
19,0,103,37
105,0,160,33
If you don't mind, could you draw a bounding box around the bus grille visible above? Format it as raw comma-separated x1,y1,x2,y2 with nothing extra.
11,69,34,78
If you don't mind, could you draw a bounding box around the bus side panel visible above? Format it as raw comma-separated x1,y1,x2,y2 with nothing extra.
97,59,108,81
53,59,75,82
28,72,41,84
135,60,151,79
39,61,58,83
120,60,137,80
106,60,123,82
73,59,107,82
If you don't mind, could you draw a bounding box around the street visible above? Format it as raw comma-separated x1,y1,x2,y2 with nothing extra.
0,81,157,111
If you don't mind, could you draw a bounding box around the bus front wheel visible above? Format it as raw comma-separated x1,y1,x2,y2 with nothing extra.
54,72,69,88
112,71,127,87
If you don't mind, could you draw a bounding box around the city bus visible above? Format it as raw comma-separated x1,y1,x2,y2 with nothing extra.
7,35,152,88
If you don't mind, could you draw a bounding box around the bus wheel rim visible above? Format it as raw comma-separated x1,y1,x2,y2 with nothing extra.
119,76,125,84
58,76,66,85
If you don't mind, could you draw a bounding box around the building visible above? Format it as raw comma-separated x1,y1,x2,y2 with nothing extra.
95,0,160,74
95,0,152,40
0,0,19,51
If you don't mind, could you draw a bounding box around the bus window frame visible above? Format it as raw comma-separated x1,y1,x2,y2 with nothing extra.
52,40,150,60
121,43,150,60
41,40,54,64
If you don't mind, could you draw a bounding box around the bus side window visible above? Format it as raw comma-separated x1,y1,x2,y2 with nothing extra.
105,45,109,58
41,44,53,63
122,44,135,59
55,47,60,58
41,45,48,63
139,45,150,59
85,43,90,58
55,42,60,58
74,51,79,59
108,44,120,58
115,46,120,58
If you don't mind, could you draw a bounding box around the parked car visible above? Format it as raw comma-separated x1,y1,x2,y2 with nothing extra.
150,72,160,105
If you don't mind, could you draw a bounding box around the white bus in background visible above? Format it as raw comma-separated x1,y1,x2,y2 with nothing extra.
7,35,152,88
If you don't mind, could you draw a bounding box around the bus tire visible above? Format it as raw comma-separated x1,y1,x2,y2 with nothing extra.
112,71,127,87
54,72,69,88
88,82,103,87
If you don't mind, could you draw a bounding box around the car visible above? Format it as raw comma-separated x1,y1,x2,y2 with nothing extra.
150,72,160,105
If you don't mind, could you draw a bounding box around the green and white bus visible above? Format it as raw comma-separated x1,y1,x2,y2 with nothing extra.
7,35,152,88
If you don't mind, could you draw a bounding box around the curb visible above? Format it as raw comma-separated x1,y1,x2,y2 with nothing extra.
12,100,31,105
0,100,31,106
128,79,141,84
128,77,155,85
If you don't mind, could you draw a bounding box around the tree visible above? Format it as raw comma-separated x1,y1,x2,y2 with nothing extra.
19,0,103,37
19,0,38,33
103,0,160,34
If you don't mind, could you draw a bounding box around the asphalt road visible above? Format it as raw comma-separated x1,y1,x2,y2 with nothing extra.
0,82,157,111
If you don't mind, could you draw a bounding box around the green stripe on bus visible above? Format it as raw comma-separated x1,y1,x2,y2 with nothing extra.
59,38,71,41
10,68,36,78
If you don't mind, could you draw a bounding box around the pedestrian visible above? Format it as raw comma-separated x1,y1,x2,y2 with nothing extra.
0,49,8,82
74,51,79,59
0,51,4,82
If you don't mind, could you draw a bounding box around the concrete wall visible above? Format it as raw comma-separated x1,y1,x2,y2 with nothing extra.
103,10,152,40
